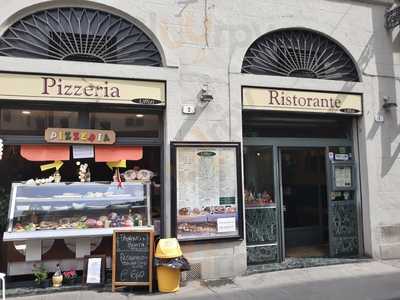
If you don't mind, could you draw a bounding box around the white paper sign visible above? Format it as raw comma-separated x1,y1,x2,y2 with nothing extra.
335,166,352,188
86,257,102,284
335,154,349,161
217,217,236,233
73,145,94,159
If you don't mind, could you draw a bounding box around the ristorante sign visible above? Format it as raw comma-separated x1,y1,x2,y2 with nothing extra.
243,87,362,115
0,72,165,105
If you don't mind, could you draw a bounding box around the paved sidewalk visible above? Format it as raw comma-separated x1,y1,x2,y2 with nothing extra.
6,260,400,300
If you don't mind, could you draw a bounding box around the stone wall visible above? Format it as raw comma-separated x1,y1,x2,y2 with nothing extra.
0,0,399,278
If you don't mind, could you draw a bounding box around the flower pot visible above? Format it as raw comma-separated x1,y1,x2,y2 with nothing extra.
52,275,63,288
64,277,78,285
37,279,50,288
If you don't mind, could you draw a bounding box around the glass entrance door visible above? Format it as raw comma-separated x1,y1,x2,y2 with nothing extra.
244,146,281,265
280,148,329,258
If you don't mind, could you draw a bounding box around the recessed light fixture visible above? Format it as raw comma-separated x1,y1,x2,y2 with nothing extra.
256,152,261,157
136,114,144,118
21,110,31,115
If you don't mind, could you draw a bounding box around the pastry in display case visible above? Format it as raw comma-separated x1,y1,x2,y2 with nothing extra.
176,205,238,240
4,181,151,240
245,189,274,207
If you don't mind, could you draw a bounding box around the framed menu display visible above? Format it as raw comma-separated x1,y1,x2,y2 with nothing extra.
331,162,355,191
171,142,243,242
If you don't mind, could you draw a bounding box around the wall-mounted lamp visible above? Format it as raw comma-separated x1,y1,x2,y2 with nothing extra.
383,96,398,110
200,84,214,102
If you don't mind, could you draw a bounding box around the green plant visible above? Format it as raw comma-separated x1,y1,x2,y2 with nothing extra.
33,264,48,284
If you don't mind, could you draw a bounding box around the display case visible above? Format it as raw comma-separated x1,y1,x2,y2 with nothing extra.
3,181,151,241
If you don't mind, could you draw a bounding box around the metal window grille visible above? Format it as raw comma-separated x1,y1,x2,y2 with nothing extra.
385,7,400,30
242,29,359,82
0,7,162,66
181,263,202,282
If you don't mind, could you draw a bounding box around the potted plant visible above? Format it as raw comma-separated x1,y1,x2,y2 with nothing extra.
32,264,49,288
63,269,78,285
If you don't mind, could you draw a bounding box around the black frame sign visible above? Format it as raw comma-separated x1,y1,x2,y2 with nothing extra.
112,229,154,292
171,142,244,242
82,255,106,287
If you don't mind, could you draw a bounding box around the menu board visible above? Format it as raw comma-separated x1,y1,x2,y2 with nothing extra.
112,229,154,292
334,166,353,188
174,144,242,241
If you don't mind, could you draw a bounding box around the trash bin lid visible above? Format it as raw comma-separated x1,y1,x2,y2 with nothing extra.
155,238,183,258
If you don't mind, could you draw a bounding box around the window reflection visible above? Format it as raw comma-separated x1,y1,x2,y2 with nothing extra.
0,109,79,134
90,112,160,138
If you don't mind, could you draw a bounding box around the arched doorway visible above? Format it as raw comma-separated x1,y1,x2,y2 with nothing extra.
241,28,362,266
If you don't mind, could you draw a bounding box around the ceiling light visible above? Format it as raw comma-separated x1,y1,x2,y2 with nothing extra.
21,110,31,115
136,114,144,118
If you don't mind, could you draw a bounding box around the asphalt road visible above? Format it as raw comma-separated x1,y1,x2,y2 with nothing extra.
6,260,400,300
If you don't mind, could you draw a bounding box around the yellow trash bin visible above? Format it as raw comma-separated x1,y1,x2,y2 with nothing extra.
155,238,183,293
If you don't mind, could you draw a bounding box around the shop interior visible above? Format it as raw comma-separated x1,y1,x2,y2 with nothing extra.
0,104,163,274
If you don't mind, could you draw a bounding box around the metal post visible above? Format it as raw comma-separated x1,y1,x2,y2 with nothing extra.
0,273,5,300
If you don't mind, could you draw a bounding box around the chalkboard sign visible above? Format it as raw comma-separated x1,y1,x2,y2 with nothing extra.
112,229,154,292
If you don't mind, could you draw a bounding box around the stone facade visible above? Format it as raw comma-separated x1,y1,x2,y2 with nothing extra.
0,0,399,279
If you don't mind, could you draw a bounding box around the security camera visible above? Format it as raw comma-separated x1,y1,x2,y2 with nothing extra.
383,96,397,110
200,84,213,102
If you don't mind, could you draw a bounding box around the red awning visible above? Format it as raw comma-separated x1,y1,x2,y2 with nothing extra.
95,146,143,162
20,145,70,161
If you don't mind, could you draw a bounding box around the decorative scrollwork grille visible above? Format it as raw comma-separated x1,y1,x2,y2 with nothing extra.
385,7,400,30
0,7,162,66
242,29,359,82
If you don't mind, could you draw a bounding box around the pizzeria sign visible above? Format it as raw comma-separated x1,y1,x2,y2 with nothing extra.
45,128,116,145
243,87,363,115
0,72,165,105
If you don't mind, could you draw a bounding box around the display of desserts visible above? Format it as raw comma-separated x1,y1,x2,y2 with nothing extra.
177,205,237,237
178,206,237,217
177,222,217,234
13,211,145,232
9,181,151,236
122,168,154,182
245,189,274,207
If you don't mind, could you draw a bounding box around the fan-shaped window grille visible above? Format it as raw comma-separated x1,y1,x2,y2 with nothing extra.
242,29,359,82
0,7,162,66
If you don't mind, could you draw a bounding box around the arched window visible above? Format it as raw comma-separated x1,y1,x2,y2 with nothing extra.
0,7,162,66
242,29,359,82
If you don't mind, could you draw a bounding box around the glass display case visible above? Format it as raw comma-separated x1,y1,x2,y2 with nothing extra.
4,181,151,241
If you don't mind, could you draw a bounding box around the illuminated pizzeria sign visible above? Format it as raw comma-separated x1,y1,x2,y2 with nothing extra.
45,128,116,145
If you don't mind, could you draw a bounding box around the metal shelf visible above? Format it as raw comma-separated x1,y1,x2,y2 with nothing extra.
245,205,276,210
3,226,154,241
15,196,146,203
